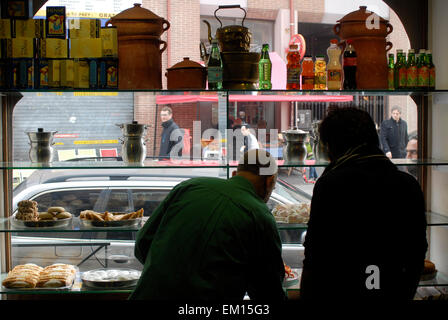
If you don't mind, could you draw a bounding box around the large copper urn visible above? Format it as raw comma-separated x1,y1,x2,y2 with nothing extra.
106,4,170,89
334,6,393,89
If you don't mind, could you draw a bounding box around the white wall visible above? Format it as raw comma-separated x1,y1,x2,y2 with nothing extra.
429,0,448,277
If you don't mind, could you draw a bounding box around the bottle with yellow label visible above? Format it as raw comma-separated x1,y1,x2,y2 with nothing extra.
326,39,342,90
314,56,327,90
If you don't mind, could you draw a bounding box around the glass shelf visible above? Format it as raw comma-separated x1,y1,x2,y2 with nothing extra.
0,212,445,233
2,89,448,96
1,158,446,170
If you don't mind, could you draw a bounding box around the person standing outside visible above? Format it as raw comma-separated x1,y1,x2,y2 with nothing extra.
300,107,427,300
159,106,183,159
240,123,260,153
129,149,286,300
380,106,409,159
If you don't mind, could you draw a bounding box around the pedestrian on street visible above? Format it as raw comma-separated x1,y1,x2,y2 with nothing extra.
380,106,409,159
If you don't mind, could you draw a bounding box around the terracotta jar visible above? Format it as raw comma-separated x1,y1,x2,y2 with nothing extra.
106,3,170,37
334,6,394,89
118,35,167,89
106,4,170,89
165,58,206,90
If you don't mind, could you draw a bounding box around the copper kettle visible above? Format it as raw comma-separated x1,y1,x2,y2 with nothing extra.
203,5,251,52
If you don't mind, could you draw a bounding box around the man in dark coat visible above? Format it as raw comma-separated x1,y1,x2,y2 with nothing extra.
300,107,427,300
159,106,183,159
380,106,409,159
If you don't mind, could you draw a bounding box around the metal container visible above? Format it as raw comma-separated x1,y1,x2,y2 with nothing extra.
221,51,260,90
204,5,252,52
117,121,149,164
26,128,57,163
282,128,308,164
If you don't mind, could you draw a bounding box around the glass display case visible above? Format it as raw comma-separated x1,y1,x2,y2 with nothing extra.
1,89,447,298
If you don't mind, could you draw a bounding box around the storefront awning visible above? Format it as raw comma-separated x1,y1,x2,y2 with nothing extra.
156,94,353,104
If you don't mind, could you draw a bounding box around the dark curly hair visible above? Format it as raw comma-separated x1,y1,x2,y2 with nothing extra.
319,106,379,161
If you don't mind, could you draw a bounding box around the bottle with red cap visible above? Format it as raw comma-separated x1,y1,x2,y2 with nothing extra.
343,39,357,90
327,39,342,90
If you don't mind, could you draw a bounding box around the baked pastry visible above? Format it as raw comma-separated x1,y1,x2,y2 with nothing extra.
16,200,39,221
80,208,144,221
423,259,436,275
37,264,76,288
47,207,65,214
38,212,57,220
55,211,72,219
2,264,43,288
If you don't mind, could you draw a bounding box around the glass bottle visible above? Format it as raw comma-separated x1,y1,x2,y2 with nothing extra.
343,39,357,90
426,50,436,90
314,56,327,90
417,49,429,89
301,56,314,90
387,53,395,90
286,44,301,90
207,40,223,90
406,49,417,89
259,43,272,90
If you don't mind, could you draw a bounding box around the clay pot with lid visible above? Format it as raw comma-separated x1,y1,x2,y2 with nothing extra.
333,5,393,39
107,3,170,89
334,6,394,89
106,3,170,37
165,58,207,90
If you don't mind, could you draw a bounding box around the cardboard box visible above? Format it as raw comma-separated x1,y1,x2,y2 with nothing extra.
60,59,74,88
39,38,68,58
48,59,61,87
69,19,100,39
46,6,66,39
6,38,34,58
70,38,102,58
99,58,118,89
73,59,89,89
35,58,49,88
100,27,117,57
0,19,12,38
13,19,45,38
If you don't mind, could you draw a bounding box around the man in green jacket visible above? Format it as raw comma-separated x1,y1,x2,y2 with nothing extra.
129,149,286,301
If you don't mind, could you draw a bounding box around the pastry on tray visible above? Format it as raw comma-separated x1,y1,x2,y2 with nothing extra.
2,263,77,289
2,264,43,288
15,203,72,222
80,208,144,221
37,264,77,288
272,203,310,224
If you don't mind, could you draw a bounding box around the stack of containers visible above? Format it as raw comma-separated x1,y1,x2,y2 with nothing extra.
0,6,118,90
69,17,118,89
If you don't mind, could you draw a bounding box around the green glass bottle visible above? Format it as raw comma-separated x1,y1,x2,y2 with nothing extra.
417,49,429,89
207,40,223,90
259,43,272,90
426,50,436,90
395,50,404,89
387,53,395,90
406,49,417,89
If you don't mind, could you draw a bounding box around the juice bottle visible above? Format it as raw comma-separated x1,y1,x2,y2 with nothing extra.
406,49,417,89
326,39,342,90
314,55,326,90
286,44,300,90
301,56,314,90
387,53,395,90
259,43,272,90
426,50,436,90
417,49,429,89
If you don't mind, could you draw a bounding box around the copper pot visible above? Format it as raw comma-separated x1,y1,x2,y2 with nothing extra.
118,35,167,89
165,57,206,90
333,6,393,39
106,3,170,37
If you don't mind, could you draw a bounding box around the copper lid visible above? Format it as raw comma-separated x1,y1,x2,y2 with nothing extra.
111,3,163,21
167,57,205,70
337,6,388,23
